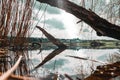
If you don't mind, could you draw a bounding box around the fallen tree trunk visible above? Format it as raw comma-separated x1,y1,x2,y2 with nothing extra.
36,0,120,40
34,26,67,70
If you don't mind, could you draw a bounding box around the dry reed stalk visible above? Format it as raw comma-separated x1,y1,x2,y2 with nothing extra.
0,0,34,47
0,72,36,80
0,49,8,57
0,0,38,79
14,0,34,46
0,56,22,80
0,50,6,54
64,74,73,80
66,55,107,64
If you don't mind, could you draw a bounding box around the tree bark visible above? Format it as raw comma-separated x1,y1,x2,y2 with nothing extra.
34,26,67,69
37,0,120,40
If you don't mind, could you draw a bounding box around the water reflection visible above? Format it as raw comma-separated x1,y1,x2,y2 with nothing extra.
29,48,119,76
1,51,30,75
0,45,119,79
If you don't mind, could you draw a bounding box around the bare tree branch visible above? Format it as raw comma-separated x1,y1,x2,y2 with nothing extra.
34,26,67,70
0,56,22,80
36,0,120,40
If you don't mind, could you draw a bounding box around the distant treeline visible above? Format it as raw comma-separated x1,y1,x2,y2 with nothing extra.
27,37,119,43
7,37,120,43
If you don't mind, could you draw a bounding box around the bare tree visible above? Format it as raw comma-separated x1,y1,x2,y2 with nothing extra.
36,0,120,40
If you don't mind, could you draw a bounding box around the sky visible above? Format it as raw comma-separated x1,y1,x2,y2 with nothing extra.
30,0,116,40
28,0,120,76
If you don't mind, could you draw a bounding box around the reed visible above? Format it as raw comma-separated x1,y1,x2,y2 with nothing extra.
0,0,37,79
0,0,34,47
0,56,22,80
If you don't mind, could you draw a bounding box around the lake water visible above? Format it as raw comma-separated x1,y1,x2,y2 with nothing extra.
28,48,119,78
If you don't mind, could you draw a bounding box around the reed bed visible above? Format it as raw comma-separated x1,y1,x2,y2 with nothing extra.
0,0,38,79
0,0,34,47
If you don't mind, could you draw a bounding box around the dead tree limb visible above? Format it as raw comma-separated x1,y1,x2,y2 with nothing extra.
36,0,120,40
33,26,67,70
36,26,67,47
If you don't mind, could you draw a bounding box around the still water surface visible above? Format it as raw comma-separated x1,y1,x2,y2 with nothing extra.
28,48,119,77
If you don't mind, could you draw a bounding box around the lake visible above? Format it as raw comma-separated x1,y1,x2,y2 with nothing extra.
28,47,119,78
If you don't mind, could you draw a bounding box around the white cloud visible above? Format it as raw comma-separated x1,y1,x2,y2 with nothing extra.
31,3,115,40
106,0,110,4
31,9,80,39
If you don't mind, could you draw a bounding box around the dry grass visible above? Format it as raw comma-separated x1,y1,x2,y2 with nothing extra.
0,56,22,80
0,0,37,79
0,0,34,47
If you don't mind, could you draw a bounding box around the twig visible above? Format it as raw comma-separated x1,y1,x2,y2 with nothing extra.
0,56,22,80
